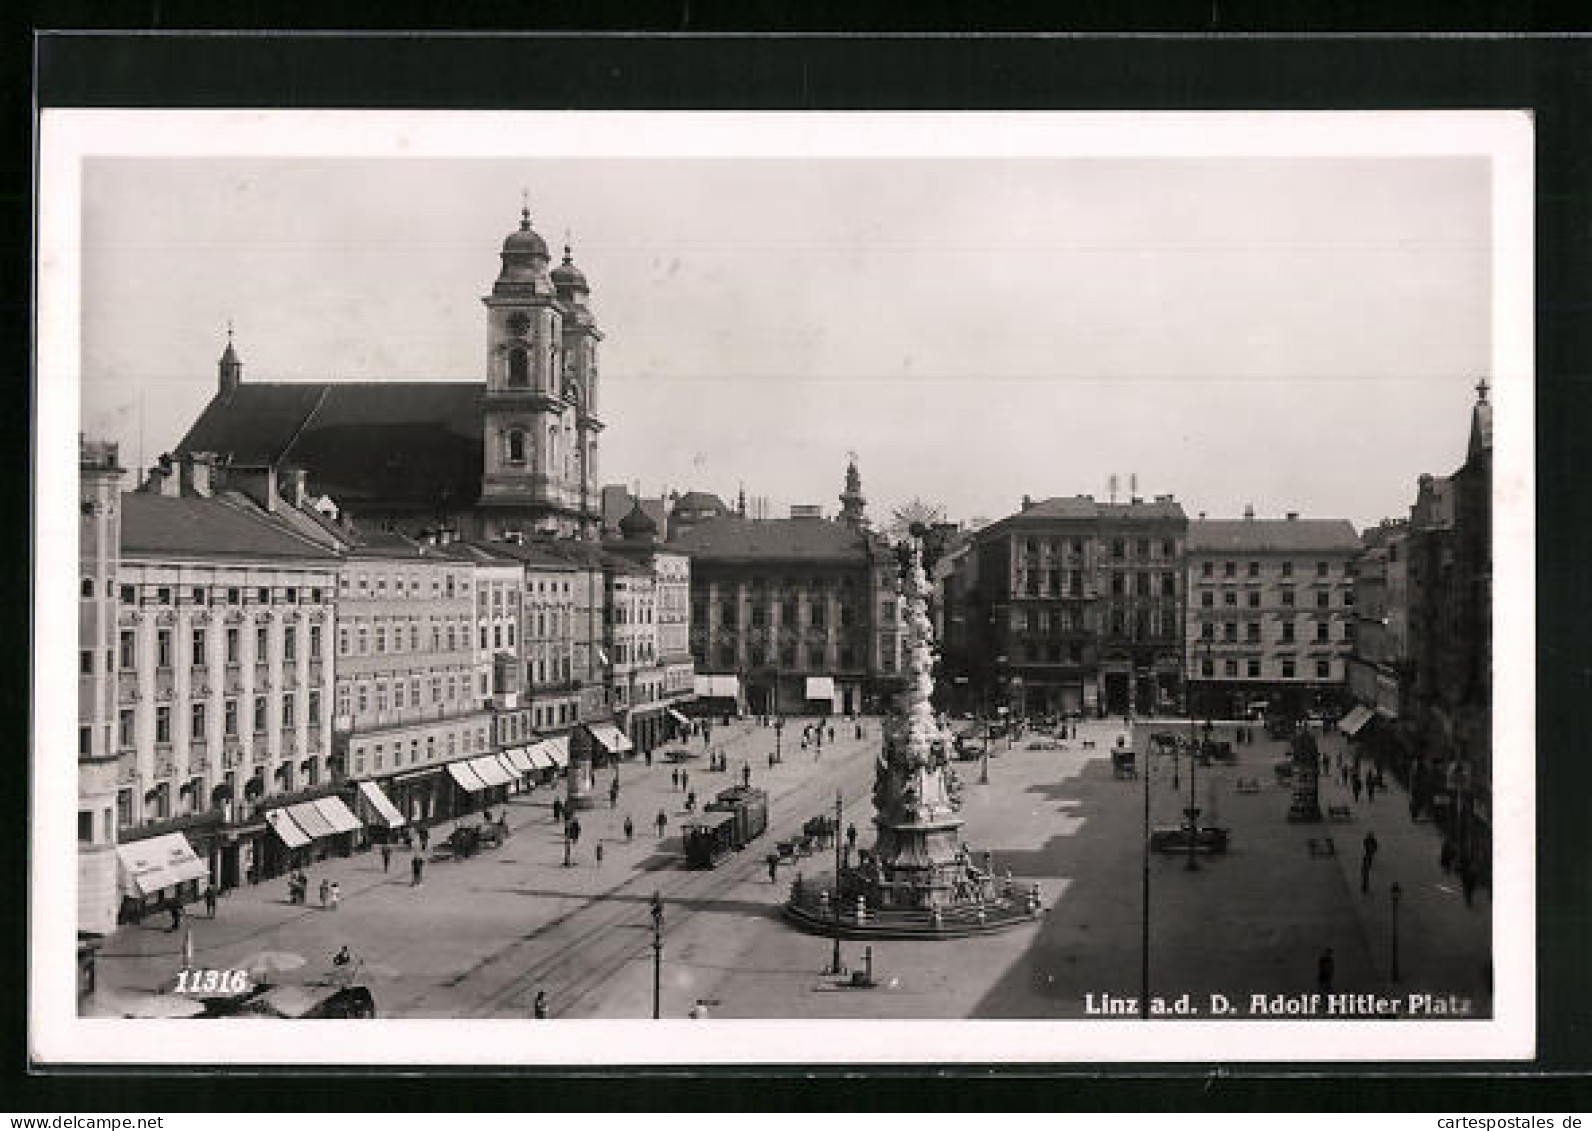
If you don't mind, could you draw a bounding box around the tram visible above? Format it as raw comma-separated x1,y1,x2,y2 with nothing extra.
683,787,770,869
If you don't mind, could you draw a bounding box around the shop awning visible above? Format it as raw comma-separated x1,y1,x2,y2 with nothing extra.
467,755,515,789
358,780,406,829
446,759,491,792
287,801,338,839
805,676,837,701
542,735,570,768
495,753,525,780
586,722,634,755
310,796,362,835
693,675,740,698
502,747,536,774
1340,704,1374,737
264,808,312,850
116,832,209,897
667,708,691,727
523,743,556,770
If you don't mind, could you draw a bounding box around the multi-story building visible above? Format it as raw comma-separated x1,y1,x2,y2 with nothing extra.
1185,510,1360,720
1404,380,1492,871
1347,519,1412,728
607,502,696,750
334,533,503,827
670,462,905,717
174,206,607,540
78,438,126,936
957,495,1188,718
113,462,340,903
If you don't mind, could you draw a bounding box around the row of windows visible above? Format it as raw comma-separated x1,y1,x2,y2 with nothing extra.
1198,559,1343,580
340,570,468,600
114,624,324,672
338,672,476,716
353,724,490,777
1200,588,1354,609
722,645,862,670
1021,537,1179,560
119,689,324,747
109,583,326,606
477,622,520,650
708,603,862,628
1198,620,1354,644
1198,658,1336,680
338,621,473,657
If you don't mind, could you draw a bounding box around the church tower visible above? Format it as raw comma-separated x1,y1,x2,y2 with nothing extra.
839,455,869,530
552,238,605,539
479,203,603,539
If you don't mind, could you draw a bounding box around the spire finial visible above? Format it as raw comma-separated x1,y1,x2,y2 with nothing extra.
564,228,574,264
520,188,531,230
226,318,234,343
1475,375,1489,403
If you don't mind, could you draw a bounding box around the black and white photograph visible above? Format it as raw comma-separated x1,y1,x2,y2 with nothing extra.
33,109,1533,1066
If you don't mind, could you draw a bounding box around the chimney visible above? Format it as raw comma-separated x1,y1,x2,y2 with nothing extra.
283,468,309,509
1021,495,1033,511
1243,504,1254,520
228,465,278,513
1285,511,1299,521
1198,511,1207,520
180,452,215,498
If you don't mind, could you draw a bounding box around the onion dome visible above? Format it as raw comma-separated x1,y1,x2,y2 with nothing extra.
494,205,553,293
551,243,588,291
619,498,658,540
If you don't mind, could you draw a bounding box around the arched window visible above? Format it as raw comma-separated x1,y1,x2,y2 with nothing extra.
506,430,527,465
507,347,529,388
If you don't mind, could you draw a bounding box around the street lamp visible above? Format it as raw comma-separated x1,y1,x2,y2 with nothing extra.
774,716,783,764
650,890,664,1019
1390,881,1402,982
1186,641,1212,873
828,787,845,976
1141,689,1152,1020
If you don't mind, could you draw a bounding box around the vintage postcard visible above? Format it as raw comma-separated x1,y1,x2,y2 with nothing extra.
32,109,1533,1065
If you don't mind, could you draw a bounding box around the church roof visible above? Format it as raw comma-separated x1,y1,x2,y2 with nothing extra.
178,381,485,514
671,491,729,516
668,516,872,563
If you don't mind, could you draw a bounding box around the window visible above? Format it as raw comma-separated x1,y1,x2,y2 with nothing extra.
1223,561,1236,578
1343,622,1356,642
1317,561,1329,578
156,629,173,669
1316,660,1331,679
1247,622,1261,643
359,627,370,654
224,699,238,737
1200,658,1214,678
1315,621,1329,643
192,586,207,605
77,726,92,756
508,347,529,387
1281,588,1295,607
1281,659,1296,679
227,587,242,605
255,626,269,658
119,584,135,604
376,626,387,653
507,623,516,647
1247,561,1259,578
78,811,93,842
282,692,296,727
253,696,268,734
1201,561,1213,578
507,429,527,463
79,650,93,675
118,709,134,749
1281,622,1295,643
1223,591,1237,607
308,690,321,723
1316,590,1330,609
284,625,297,660
119,630,135,669
1247,591,1260,608
80,577,94,599
191,628,207,666
226,628,240,664
1343,589,1355,608
309,625,322,659
1247,659,1261,678
1224,659,1238,678
156,586,172,605
1200,622,1214,641
1162,539,1174,558
1282,561,1294,578
155,706,171,744
1223,622,1238,643
191,703,206,738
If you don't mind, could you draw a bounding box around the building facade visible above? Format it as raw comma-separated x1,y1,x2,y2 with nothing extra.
113,477,340,900
606,502,696,750
1185,512,1360,719
78,438,126,936
957,495,1188,719
1348,519,1412,723
334,535,497,827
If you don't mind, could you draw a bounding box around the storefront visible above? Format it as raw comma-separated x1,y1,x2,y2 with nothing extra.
260,793,364,873
587,720,635,766
692,674,741,717
386,767,444,828
804,676,838,716
355,779,408,840
666,708,692,741
116,831,211,923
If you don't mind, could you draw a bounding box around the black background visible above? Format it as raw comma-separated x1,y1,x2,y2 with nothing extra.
14,7,1592,1112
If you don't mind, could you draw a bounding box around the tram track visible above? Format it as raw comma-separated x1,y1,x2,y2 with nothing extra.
457,742,880,1018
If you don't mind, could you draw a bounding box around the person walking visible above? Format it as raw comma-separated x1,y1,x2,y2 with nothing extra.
1317,947,1335,994
411,853,424,886
569,817,582,846
595,842,604,868
1360,830,1379,894
1366,775,1378,804
609,778,620,810
1460,856,1478,907
534,990,550,1019
742,762,752,788
681,770,689,794
846,823,858,855
644,748,653,768
1440,840,1457,875
1351,772,1363,804
671,768,680,791
203,883,217,919
380,844,392,873
167,898,183,933
553,795,565,823
418,826,429,851
328,881,341,911
768,854,780,884
656,809,668,839
685,791,697,814
624,815,635,842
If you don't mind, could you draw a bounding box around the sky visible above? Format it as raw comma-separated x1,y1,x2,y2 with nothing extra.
79,154,1493,531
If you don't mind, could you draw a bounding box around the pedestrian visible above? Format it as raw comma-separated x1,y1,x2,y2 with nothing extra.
656,810,667,838
610,778,620,809
1360,854,1373,894
203,883,217,919
411,854,423,886
553,795,565,823
671,768,680,791
1351,773,1362,803
1460,857,1478,907
686,791,696,813
329,881,341,911
828,725,835,742
624,815,634,842
768,751,776,768
855,722,862,740
381,844,392,873
1317,947,1335,994
569,818,582,845
419,826,429,851
768,854,780,883
167,899,182,933
846,823,857,853
1440,840,1456,874
534,990,550,1019
742,763,752,788
644,748,653,768
1363,830,1379,864
595,843,604,867
681,770,689,793
333,945,352,968
319,879,331,909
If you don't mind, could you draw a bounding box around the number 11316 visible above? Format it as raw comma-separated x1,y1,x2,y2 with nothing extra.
175,968,251,994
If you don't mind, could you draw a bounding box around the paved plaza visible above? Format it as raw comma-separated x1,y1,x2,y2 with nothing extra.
92,716,1490,1020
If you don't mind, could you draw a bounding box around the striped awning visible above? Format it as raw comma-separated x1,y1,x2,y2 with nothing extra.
264,808,312,849
523,743,556,770
586,722,634,755
468,755,515,789
116,832,209,897
1340,704,1374,736
308,796,362,835
502,746,536,774
542,735,570,768
667,708,691,727
446,760,491,792
288,801,338,839
358,780,406,829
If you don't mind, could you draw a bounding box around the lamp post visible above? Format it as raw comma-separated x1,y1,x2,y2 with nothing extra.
774,716,783,764
829,787,844,976
650,890,664,1018
1187,641,1212,873
1390,881,1402,982
1141,685,1151,1020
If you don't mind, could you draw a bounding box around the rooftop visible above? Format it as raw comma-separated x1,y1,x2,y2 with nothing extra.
668,516,875,563
1187,518,1360,554
120,492,340,562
